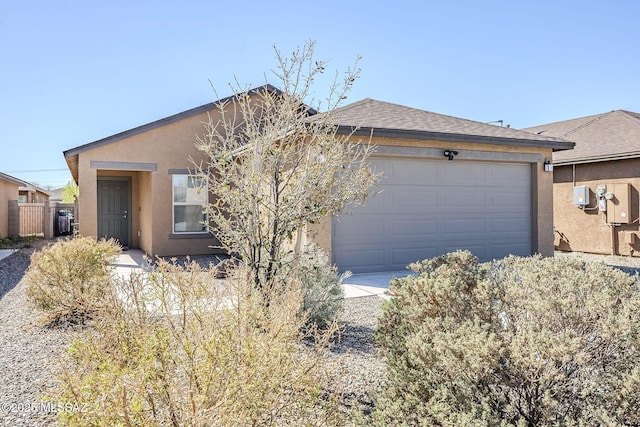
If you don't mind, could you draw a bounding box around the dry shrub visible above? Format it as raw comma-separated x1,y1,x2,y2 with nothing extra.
55,258,344,426
373,251,640,426
292,244,346,329
25,237,121,324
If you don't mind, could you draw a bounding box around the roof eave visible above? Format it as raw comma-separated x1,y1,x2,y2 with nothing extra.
65,154,79,184
0,172,26,186
338,126,575,151
553,151,640,166
63,84,291,160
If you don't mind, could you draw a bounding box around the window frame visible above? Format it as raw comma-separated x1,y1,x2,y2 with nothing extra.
171,174,209,234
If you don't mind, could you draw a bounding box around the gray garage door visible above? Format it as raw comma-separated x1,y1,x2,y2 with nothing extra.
332,157,533,273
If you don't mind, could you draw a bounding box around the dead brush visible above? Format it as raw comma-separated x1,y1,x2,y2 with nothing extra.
25,237,121,326
55,258,346,426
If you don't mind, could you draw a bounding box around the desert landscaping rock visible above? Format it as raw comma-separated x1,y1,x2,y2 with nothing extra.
0,243,82,427
1,245,639,426
0,242,387,426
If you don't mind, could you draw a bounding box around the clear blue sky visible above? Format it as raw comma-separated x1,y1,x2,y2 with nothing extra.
2,0,639,188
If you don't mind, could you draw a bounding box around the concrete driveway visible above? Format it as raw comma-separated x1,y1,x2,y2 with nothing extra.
342,271,413,299
113,250,411,299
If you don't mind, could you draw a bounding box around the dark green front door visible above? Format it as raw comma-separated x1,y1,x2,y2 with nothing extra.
97,179,130,248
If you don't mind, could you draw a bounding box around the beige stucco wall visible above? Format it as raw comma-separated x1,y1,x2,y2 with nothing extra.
308,136,556,261
553,159,640,256
0,179,19,238
76,108,224,257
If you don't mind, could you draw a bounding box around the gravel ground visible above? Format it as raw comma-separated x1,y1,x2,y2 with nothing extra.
0,241,386,426
325,296,386,417
2,245,639,426
554,250,640,276
0,241,82,427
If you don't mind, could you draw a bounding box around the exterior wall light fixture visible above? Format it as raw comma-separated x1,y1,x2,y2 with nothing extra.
444,149,459,161
544,160,553,172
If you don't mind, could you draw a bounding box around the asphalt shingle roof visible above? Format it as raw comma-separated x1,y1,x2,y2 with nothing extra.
65,89,574,184
523,110,640,164
311,98,573,150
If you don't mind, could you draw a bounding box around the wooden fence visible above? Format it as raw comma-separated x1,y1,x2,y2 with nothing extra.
20,203,45,236
8,201,78,239
8,201,46,237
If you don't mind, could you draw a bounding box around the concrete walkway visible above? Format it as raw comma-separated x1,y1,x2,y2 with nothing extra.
113,250,410,299
112,250,149,276
0,249,16,262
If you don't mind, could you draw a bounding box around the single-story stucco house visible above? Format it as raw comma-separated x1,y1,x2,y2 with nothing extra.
0,172,50,238
0,172,23,238
524,110,640,256
64,85,573,273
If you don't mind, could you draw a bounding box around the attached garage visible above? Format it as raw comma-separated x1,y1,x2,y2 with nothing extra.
332,157,533,273
305,98,574,274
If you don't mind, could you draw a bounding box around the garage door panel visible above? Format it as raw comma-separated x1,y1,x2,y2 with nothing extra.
490,191,530,207
333,218,384,242
489,163,531,184
442,191,486,208
444,218,487,234
391,219,438,236
442,162,486,184
333,158,533,273
491,217,531,233
332,249,385,271
356,191,388,210
391,189,439,210
390,160,438,183
392,247,439,267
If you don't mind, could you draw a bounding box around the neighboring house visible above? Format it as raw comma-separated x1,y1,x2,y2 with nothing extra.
0,172,50,238
47,187,64,203
524,110,640,256
18,184,50,204
64,85,573,272
0,172,22,238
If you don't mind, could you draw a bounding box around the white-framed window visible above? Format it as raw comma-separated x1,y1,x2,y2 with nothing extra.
172,175,208,233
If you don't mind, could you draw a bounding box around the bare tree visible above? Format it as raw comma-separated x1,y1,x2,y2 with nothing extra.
195,41,379,296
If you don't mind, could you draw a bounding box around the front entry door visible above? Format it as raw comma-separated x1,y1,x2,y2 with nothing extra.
97,179,130,248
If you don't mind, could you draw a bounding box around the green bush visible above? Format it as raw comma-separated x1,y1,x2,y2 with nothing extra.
55,259,344,426
25,237,121,324
373,250,640,426
295,244,346,328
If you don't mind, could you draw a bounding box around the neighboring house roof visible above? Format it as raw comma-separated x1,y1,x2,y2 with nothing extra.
308,98,575,151
0,171,26,187
523,110,640,165
47,187,64,201
0,171,50,196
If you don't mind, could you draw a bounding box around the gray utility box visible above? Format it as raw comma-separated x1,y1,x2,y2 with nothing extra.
573,185,589,206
